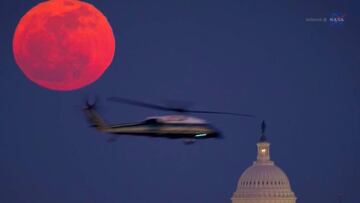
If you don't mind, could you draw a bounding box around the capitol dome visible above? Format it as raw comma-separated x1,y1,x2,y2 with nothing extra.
232,122,296,203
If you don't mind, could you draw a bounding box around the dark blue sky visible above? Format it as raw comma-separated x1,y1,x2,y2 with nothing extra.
0,0,359,202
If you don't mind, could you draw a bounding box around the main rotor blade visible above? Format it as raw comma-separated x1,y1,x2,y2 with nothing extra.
183,109,254,117
108,97,253,117
108,97,174,111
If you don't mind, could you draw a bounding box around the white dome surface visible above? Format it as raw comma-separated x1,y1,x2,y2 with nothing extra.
232,135,296,203
233,163,295,199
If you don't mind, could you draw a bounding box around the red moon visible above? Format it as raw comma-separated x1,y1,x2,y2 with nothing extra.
13,0,115,91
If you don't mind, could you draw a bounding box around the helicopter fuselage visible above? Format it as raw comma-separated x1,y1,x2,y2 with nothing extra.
84,108,221,139
104,122,220,139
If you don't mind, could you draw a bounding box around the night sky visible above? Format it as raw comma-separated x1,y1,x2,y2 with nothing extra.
0,0,359,203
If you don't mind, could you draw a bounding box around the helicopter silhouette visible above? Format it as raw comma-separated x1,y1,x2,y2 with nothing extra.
84,97,253,143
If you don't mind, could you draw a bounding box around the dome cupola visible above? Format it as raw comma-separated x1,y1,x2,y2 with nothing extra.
231,121,297,203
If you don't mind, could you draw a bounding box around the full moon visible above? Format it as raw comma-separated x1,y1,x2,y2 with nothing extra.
13,0,115,91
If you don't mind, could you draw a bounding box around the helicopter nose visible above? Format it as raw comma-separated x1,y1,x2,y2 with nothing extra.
216,132,224,139
208,126,222,139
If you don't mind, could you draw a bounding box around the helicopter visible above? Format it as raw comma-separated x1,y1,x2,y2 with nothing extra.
83,97,253,143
